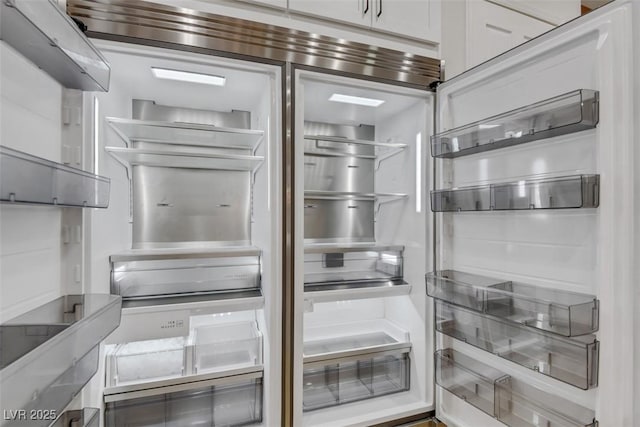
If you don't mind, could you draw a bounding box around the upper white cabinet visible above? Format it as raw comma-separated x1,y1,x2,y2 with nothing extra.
372,0,441,43
288,0,370,27
467,0,553,69
239,0,288,8
288,0,441,43
441,0,576,78
490,0,581,25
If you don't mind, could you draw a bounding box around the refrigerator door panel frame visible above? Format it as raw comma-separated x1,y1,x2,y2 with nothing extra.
433,1,636,426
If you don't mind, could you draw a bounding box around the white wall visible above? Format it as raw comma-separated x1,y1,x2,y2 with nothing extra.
0,43,63,322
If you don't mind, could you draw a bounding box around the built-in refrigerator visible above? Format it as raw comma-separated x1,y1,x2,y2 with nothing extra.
1,0,638,426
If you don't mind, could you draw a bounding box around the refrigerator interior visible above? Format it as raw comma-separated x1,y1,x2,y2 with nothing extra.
294,71,434,426
84,39,282,426
433,2,635,426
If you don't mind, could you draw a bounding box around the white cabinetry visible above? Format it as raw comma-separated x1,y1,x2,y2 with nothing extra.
287,0,370,27
467,0,553,69
288,0,441,43
441,0,576,79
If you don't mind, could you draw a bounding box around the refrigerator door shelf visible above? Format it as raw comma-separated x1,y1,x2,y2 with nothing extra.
431,174,599,212
0,145,110,208
0,294,122,425
427,270,599,337
0,0,110,91
303,351,410,412
104,369,263,427
436,348,598,427
106,117,264,152
436,301,599,390
49,408,99,427
111,250,261,302
431,89,599,159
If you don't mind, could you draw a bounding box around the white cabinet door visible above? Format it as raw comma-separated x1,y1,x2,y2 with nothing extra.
241,0,288,8
372,0,441,42
288,0,371,27
467,0,552,69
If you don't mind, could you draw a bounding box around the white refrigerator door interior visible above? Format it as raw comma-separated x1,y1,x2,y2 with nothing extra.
434,2,635,426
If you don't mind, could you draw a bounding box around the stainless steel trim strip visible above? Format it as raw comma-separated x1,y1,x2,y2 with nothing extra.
103,366,264,402
66,0,440,88
304,244,404,254
109,247,261,262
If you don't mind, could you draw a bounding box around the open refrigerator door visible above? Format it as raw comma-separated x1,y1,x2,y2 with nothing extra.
431,1,636,426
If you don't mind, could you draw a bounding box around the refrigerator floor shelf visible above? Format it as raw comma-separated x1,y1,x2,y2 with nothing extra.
303,319,411,364
0,294,122,422
50,408,99,427
104,369,263,427
431,89,599,159
436,301,599,389
1,145,111,208
431,174,599,212
436,348,598,427
427,270,599,336
106,117,264,151
303,351,410,412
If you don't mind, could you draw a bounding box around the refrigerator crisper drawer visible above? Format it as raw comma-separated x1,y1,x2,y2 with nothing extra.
104,372,263,427
191,321,263,374
430,89,599,159
304,245,405,289
110,250,261,300
426,270,599,337
436,349,598,427
106,321,262,387
303,351,410,412
435,301,599,389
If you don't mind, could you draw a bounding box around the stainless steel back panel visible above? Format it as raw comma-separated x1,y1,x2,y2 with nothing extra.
133,100,251,129
304,155,374,193
304,199,374,243
304,122,374,142
132,166,251,248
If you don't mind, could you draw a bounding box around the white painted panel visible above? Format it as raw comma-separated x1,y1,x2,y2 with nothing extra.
0,41,63,321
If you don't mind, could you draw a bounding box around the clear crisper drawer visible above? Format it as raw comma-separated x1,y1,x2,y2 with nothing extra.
436,348,598,427
435,348,508,416
427,270,599,337
106,337,186,387
431,89,598,158
435,301,599,389
303,352,410,411
105,374,263,427
190,321,262,374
